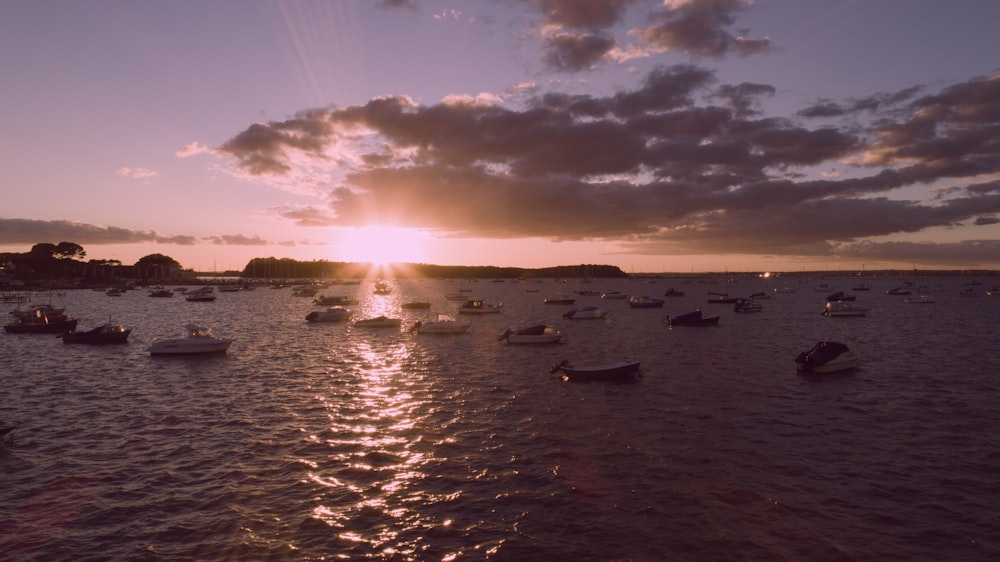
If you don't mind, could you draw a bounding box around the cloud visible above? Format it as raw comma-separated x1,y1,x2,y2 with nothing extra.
0,218,211,247
201,234,269,246
376,0,417,11
116,167,157,179
633,0,770,58
176,141,214,157
542,32,619,72
528,0,770,72
215,64,1000,267
533,0,634,31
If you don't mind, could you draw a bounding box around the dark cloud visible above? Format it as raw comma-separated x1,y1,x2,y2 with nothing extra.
201,234,269,246
533,0,634,31
531,0,769,72
216,109,334,176
542,32,618,72
0,218,192,246
834,239,1000,267
799,85,925,119
216,65,1000,267
0,218,262,248
635,0,770,58
375,0,418,11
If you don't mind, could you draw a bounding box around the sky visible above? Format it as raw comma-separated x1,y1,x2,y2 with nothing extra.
2,0,1000,273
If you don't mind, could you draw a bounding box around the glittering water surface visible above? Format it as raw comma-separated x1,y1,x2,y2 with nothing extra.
2,276,999,561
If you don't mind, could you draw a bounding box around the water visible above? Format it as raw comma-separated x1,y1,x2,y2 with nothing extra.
2,276,998,561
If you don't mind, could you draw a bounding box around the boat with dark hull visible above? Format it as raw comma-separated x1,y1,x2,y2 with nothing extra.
733,298,763,313
627,296,665,308
667,310,720,326
550,359,640,382
62,322,131,344
498,324,563,344
795,341,859,374
5,309,78,334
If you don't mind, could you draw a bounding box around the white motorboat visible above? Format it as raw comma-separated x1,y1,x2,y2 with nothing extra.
147,325,233,355
306,306,352,322
185,286,216,301
823,301,869,317
498,324,563,344
353,315,402,328
795,341,859,374
409,313,470,334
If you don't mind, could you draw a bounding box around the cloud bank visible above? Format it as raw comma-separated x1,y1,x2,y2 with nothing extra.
214,60,1000,266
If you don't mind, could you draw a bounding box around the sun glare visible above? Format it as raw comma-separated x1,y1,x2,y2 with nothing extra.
338,226,428,266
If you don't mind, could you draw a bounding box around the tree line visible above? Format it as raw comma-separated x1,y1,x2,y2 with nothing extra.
0,242,184,286
0,241,627,288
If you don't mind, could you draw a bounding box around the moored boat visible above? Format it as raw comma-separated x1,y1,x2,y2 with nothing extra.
457,299,503,314
306,306,352,322
706,292,738,304
409,313,470,334
823,301,869,317
147,325,232,355
627,296,665,308
733,298,762,313
667,309,719,326
314,294,358,306
563,306,608,319
5,309,78,334
544,295,576,305
185,287,216,302
373,279,392,295
498,324,563,344
794,340,859,374
550,359,641,382
62,322,131,344
353,315,402,328
825,291,855,302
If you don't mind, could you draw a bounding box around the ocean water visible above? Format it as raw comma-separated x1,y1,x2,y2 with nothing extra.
2,276,998,561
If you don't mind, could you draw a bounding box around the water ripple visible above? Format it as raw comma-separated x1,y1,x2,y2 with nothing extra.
2,277,1000,560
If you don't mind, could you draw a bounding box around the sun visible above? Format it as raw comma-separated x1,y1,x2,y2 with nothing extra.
338,225,429,266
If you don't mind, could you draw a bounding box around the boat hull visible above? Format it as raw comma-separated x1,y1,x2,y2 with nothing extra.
148,340,232,355
354,317,402,328
5,318,79,334
556,361,640,382
62,325,131,344
668,311,719,326
563,307,608,319
795,341,859,374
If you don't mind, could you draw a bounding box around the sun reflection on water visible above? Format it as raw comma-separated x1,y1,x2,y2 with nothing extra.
306,338,446,558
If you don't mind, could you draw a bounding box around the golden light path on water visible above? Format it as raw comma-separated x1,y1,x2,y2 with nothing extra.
302,278,462,559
